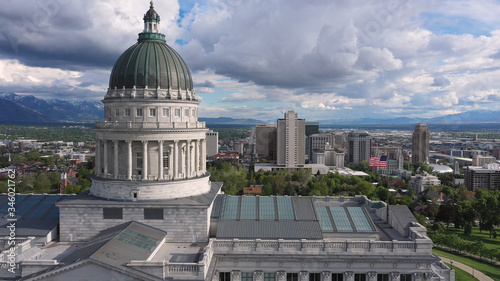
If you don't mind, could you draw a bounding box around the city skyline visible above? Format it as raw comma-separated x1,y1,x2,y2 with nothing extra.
1,0,500,122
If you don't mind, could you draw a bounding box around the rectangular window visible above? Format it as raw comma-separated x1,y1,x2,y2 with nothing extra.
377,274,389,281
185,109,189,117
149,108,156,117
163,108,170,117
115,108,120,116
103,208,122,219
136,152,143,168
219,272,231,281
175,108,181,117
332,274,344,281
400,274,412,281
264,273,275,281
286,273,298,281
310,273,321,281
125,108,131,117
355,274,366,281
144,208,163,220
136,108,143,117
241,273,252,281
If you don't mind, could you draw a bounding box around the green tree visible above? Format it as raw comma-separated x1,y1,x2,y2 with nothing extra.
34,173,51,192
355,181,375,197
474,189,500,237
453,201,475,229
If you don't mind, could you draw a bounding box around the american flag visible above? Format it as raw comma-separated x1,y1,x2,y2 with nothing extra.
369,156,387,167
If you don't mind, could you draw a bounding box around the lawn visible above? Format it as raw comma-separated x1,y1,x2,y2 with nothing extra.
441,227,500,251
443,262,478,281
433,248,500,281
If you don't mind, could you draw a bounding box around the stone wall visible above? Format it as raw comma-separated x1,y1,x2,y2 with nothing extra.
59,205,210,243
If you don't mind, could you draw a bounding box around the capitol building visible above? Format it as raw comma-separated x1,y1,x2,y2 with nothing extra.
3,3,454,281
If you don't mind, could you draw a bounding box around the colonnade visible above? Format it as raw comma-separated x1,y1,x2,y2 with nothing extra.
95,138,206,181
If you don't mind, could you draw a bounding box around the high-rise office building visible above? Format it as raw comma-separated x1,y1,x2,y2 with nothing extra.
277,110,305,167
348,131,371,164
465,163,500,191
305,122,320,159
206,130,219,157
254,123,277,160
412,123,430,164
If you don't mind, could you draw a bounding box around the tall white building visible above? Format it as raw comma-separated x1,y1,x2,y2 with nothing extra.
5,4,453,281
277,110,305,167
206,130,219,157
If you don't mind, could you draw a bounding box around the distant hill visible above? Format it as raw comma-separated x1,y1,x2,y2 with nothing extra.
317,110,500,125
199,117,265,125
0,93,103,123
0,99,52,123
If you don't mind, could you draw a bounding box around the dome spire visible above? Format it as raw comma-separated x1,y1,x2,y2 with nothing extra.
138,2,165,42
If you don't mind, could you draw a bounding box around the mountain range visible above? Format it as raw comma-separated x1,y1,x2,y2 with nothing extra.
0,92,499,126
0,93,103,123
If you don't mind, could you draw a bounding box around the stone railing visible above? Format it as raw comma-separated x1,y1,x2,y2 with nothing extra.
211,238,433,255
95,121,206,130
127,243,214,280
0,237,36,262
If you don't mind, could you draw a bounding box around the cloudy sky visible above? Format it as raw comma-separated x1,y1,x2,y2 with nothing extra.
1,0,500,121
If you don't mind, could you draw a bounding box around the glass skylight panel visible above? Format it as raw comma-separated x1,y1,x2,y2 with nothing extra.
46,207,59,218
316,206,334,231
116,229,158,252
277,197,295,220
347,207,375,232
27,195,62,218
259,197,276,220
329,207,353,232
222,196,239,220
15,196,45,217
0,195,28,217
240,196,257,220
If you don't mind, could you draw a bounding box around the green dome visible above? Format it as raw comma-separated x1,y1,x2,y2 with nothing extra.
109,40,193,91
108,2,193,92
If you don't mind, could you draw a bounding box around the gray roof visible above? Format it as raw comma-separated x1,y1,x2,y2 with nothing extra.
60,221,166,266
293,197,317,220
57,182,222,208
0,218,58,237
217,221,323,239
390,205,417,228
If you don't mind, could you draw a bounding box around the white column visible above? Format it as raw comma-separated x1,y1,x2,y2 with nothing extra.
113,140,119,179
186,140,191,178
201,139,206,172
195,139,200,176
95,139,101,177
127,140,132,180
142,140,148,180
158,140,164,180
173,140,178,179
103,140,108,176
169,144,174,179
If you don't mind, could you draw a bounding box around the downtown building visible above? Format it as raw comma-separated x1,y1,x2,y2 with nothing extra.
277,110,305,167
411,124,429,164
347,131,372,164
1,3,453,281
465,163,500,191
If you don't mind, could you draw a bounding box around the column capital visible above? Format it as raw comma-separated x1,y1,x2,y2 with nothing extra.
158,140,164,144
142,140,148,144
125,140,132,144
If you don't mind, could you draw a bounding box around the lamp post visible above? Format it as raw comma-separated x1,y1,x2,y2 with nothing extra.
450,260,453,270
